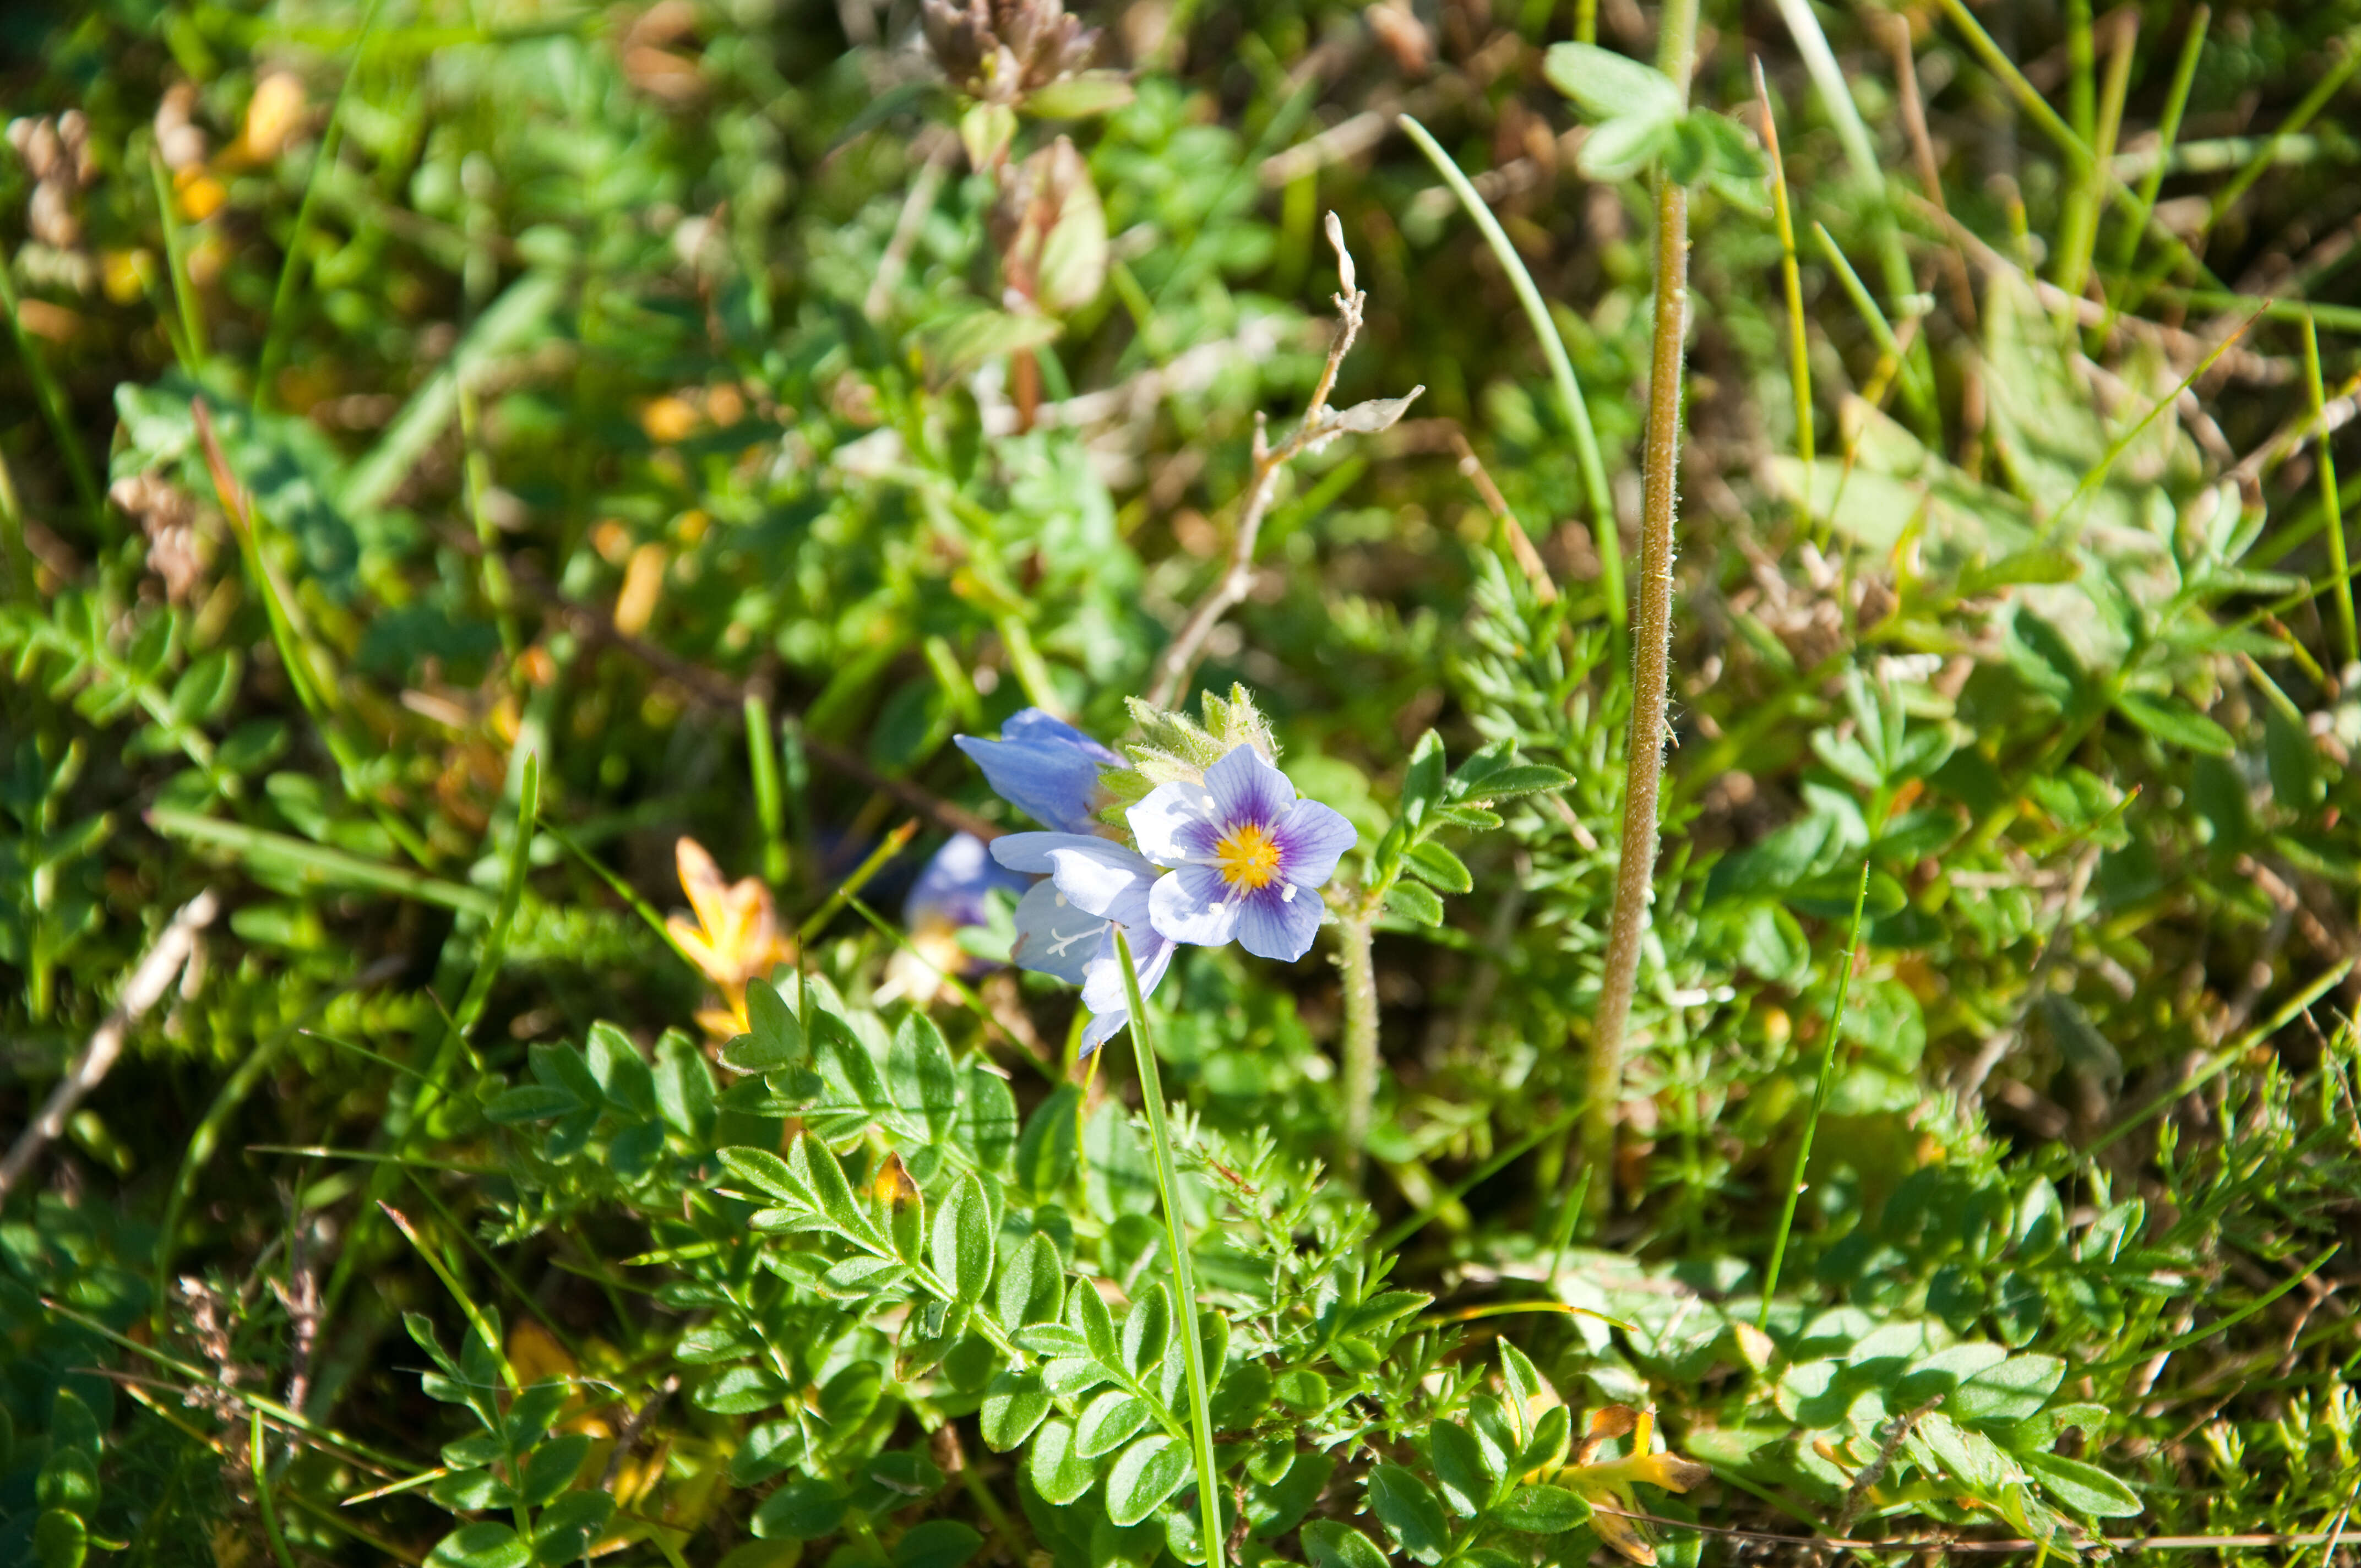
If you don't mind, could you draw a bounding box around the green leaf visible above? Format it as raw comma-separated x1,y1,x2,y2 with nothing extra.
2117,692,2235,756
1366,1463,1452,1564
2022,1451,2142,1517
1301,1520,1392,1568
32,1510,86,1568
1014,1083,1082,1204
1076,1389,1155,1459
891,1011,960,1142
483,1084,581,1123
723,978,804,1071
996,1231,1065,1327
1405,840,1473,894
1404,729,1448,818
427,1523,531,1568
981,1370,1053,1451
1024,72,1134,119
1104,1434,1189,1526
798,1134,888,1250
1122,1282,1172,1380
752,1478,850,1540
931,1173,995,1306
532,1492,615,1564
1384,879,1445,925
695,1365,788,1415
1073,1276,1120,1364
518,1434,593,1506
1542,42,1682,122
1948,1354,2066,1426
1429,1419,1492,1517
1497,1483,1588,1534
718,1146,808,1208
1027,1418,1098,1505
892,1520,984,1568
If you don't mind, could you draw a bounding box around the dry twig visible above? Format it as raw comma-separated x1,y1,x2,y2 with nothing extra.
0,889,219,1201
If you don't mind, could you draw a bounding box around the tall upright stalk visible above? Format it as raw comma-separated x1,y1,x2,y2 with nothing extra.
1584,0,1698,1219
1116,933,1224,1568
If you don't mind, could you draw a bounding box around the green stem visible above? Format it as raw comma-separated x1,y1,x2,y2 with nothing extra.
148,145,206,366
2108,7,2209,282
256,0,388,404
1584,0,1697,1221
1334,908,1380,1186
1756,863,1870,1333
1115,931,1224,1568
251,1413,301,1568
2303,312,2357,671
746,693,790,884
1750,62,1813,497
1399,114,1622,625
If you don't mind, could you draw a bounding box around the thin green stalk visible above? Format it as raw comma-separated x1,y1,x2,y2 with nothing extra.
541,818,705,972
1811,222,1934,428
2091,961,2352,1155
0,448,35,600
1750,61,1813,496
798,819,918,942
1756,862,1870,1334
147,146,206,365
2056,12,2135,308
1575,0,1595,45
1114,930,1223,1568
2303,312,2356,669
746,693,790,884
1335,908,1379,1185
1399,114,1623,625
148,808,494,914
457,378,520,665
1934,0,2221,294
251,1413,301,1568
1585,0,1696,1220
2107,6,2207,280
257,0,387,404
2066,0,2095,140
0,252,103,521
379,1201,521,1392
2051,307,2259,534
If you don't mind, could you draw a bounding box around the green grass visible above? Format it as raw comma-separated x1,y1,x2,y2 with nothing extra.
4,2,2361,1565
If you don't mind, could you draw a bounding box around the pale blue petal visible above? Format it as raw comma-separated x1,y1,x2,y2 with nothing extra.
1002,708,1120,765
1149,863,1242,948
1274,799,1357,888
1079,925,1174,1018
1042,841,1159,928
1201,744,1292,829
1237,882,1324,962
1128,780,1221,864
955,709,1115,832
1009,879,1105,986
991,831,1111,874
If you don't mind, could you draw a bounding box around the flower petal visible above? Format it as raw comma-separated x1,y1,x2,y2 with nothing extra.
991,830,1111,875
1009,879,1105,986
1274,799,1357,888
1079,924,1174,1021
1128,780,1223,864
903,832,1028,929
1148,863,1242,947
1236,882,1324,961
1042,841,1158,928
955,709,1115,833
1201,743,1293,828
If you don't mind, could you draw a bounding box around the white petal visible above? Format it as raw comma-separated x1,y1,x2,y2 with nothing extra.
1044,840,1158,928
1009,879,1104,986
1128,780,1221,864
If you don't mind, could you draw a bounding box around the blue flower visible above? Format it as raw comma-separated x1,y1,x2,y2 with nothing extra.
953,709,1119,834
993,830,1175,1053
1129,743,1357,962
902,832,1030,960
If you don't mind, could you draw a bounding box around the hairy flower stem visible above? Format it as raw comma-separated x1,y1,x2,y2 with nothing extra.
1584,0,1697,1222
1116,931,1225,1568
1334,906,1380,1185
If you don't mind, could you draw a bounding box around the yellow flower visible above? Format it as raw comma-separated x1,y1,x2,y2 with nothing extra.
1554,1405,1712,1566
240,72,307,161
667,836,790,1037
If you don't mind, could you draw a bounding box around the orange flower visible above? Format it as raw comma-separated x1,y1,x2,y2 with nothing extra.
1554,1405,1712,1566
667,837,790,1036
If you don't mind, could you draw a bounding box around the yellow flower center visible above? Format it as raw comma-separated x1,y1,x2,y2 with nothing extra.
1214,823,1282,890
